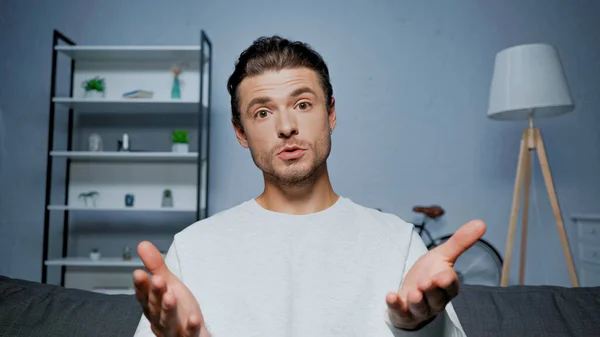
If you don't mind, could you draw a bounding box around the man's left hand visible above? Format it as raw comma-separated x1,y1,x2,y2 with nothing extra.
385,220,486,330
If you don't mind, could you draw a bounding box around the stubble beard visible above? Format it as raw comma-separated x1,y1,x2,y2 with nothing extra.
250,132,331,188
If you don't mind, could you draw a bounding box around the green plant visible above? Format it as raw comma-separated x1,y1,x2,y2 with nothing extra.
172,130,189,144
82,77,105,92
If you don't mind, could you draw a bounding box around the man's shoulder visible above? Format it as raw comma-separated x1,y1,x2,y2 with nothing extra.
343,197,415,230
342,197,418,250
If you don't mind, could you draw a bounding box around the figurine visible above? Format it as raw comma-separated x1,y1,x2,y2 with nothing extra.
118,133,130,152
122,245,132,260
78,191,99,207
162,189,173,207
125,194,134,207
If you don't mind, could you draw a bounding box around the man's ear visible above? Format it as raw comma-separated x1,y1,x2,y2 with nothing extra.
328,97,337,132
232,117,249,148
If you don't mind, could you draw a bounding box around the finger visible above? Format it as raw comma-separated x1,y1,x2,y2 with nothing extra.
183,314,203,337
407,290,430,320
385,292,413,326
433,220,486,263
386,292,412,317
421,278,448,313
133,269,150,315
151,325,165,337
423,288,447,313
417,278,433,293
138,241,170,276
158,290,178,333
432,270,460,300
386,292,405,312
148,275,167,322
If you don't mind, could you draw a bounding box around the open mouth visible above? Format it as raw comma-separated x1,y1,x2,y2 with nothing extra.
282,147,300,153
278,146,305,160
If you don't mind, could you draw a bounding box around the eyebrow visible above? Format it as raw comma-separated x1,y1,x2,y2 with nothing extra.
246,97,272,114
245,87,318,114
290,86,317,98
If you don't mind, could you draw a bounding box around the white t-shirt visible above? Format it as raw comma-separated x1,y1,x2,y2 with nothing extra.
134,196,466,336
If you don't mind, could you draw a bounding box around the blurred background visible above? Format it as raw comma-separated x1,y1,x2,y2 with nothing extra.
0,0,599,292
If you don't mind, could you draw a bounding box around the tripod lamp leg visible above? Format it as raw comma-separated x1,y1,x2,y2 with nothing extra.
535,130,579,287
501,137,528,286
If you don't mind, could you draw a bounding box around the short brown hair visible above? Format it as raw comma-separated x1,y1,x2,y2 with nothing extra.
227,36,334,129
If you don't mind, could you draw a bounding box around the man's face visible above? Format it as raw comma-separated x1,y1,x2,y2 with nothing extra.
234,67,336,186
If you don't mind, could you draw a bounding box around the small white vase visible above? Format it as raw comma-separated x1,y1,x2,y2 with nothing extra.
88,133,103,152
172,143,189,153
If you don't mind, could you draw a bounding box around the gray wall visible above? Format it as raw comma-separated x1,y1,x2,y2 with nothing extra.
1,0,599,287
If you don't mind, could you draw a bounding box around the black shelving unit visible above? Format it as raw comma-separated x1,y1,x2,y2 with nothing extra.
41,29,212,287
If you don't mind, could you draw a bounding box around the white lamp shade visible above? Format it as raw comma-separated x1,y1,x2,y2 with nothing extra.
487,43,574,121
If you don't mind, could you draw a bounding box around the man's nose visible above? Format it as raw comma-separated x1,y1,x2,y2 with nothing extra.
277,110,298,138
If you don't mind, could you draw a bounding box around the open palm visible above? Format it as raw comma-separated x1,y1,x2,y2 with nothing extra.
386,220,486,330
134,241,208,337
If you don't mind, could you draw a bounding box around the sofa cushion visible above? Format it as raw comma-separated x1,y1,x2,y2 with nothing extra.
452,284,600,337
0,275,142,337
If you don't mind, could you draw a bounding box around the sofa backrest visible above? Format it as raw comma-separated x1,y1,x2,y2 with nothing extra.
452,284,600,336
0,275,141,337
2,275,600,337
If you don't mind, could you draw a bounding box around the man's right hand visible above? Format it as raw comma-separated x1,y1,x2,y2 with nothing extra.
134,241,209,337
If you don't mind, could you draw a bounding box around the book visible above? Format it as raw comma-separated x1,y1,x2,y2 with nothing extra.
122,90,154,99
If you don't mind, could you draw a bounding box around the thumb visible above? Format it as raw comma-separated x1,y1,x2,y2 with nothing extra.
138,241,171,276
433,220,486,263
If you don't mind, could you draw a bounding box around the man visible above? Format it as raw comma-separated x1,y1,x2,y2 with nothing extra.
133,36,485,336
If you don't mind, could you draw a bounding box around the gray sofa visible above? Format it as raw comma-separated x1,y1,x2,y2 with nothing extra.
0,275,599,336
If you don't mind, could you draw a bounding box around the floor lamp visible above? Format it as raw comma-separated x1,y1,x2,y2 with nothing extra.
487,43,579,287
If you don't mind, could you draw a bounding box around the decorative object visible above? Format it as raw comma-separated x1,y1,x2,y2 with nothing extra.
118,133,130,152
78,191,99,207
82,76,105,98
171,130,189,153
88,133,103,152
90,249,101,261
123,90,154,99
125,194,135,207
487,43,579,287
171,66,182,99
162,189,174,207
122,245,132,260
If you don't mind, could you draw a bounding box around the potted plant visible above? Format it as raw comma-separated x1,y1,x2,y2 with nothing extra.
172,130,189,153
90,248,101,261
82,76,106,98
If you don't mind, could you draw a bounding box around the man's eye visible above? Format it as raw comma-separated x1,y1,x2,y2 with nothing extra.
257,110,269,118
297,102,311,110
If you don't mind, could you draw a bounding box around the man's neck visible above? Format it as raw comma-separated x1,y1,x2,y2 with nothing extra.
256,165,339,215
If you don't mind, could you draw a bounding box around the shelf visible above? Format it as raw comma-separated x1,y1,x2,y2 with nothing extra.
55,45,201,62
45,257,144,267
47,205,197,212
42,30,211,292
50,151,199,162
572,214,600,221
53,97,201,114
